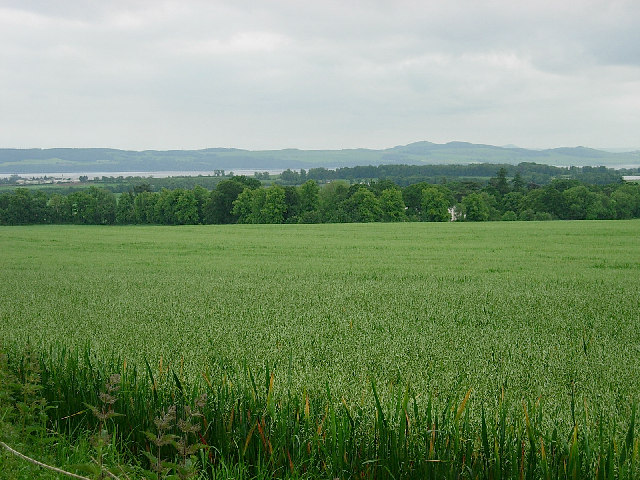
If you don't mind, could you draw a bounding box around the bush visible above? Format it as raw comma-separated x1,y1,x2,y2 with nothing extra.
502,210,517,221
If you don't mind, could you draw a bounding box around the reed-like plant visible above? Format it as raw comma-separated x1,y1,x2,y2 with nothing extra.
3,342,635,479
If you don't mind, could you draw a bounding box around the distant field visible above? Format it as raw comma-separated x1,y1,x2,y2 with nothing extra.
1,221,639,428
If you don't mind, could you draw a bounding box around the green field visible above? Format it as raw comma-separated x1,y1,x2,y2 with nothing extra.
1,221,639,430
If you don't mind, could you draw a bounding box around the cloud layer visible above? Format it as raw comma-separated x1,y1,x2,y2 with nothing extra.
1,0,639,150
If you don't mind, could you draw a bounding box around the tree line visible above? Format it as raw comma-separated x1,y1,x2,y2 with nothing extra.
1,171,639,225
299,163,634,186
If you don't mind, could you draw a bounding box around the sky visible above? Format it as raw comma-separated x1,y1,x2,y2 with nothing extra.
1,0,639,151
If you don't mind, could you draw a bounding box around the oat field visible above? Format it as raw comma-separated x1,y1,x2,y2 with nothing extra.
2,221,639,427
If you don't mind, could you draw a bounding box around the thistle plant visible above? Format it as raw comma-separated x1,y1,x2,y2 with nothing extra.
16,344,48,438
173,394,207,479
85,373,123,478
87,374,122,444
144,405,177,478
0,346,19,423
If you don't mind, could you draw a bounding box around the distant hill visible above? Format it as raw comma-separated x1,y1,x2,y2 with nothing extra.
1,141,639,174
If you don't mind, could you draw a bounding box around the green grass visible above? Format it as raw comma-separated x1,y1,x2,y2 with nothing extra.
1,222,639,425
1,221,639,477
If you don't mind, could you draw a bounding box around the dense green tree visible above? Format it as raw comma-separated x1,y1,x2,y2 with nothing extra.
563,185,596,220
611,190,635,219
6,189,34,224
521,189,549,216
150,188,200,225
231,188,255,224
134,191,159,223
247,189,267,223
87,187,116,224
612,183,640,218
283,186,301,223
30,191,49,223
261,185,287,224
133,183,152,195
519,209,535,221
369,179,400,196
204,179,247,224
449,181,483,203
192,185,210,222
421,187,450,222
501,191,524,215
68,191,98,224
488,167,510,197
379,188,407,222
174,190,199,224
0,192,8,224
233,175,262,190
2,174,639,226
116,192,136,224
279,169,307,184
548,178,581,192
233,187,287,224
299,180,320,214
559,185,614,220
540,186,566,218
502,210,517,221
319,181,350,222
2,188,50,224
462,193,490,221
511,172,525,192
297,180,321,223
154,189,178,224
402,182,431,219
345,187,383,222
586,192,614,220
48,194,71,223
204,190,224,224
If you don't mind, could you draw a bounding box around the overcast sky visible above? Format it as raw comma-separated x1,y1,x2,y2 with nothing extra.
1,0,639,151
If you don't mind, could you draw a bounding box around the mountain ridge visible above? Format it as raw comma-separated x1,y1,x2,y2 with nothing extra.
1,141,639,174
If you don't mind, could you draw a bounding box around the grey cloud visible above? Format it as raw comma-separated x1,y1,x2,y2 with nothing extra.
0,0,639,150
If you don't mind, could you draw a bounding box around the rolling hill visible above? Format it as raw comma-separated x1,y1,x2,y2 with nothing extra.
1,141,639,174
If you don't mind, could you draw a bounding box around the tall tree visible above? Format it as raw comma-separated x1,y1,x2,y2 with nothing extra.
511,172,525,192
282,186,301,223
421,187,450,222
345,187,382,223
6,188,34,224
204,179,247,224
298,180,321,223
319,181,349,222
260,185,287,224
134,191,159,224
402,182,431,219
379,188,407,222
462,193,490,221
48,194,71,223
87,186,116,224
174,190,199,224
493,167,510,196
231,188,256,224
192,185,210,223
116,192,136,224
67,191,98,224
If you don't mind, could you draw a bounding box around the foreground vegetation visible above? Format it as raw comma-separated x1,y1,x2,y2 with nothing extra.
1,222,639,477
1,343,638,479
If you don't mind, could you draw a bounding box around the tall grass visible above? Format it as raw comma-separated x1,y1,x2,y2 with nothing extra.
3,342,637,479
2,222,640,429
2,222,639,477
